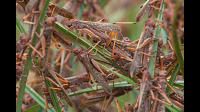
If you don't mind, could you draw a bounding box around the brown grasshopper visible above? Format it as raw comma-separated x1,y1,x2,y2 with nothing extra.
127,18,156,77
48,2,75,19
35,17,57,71
135,0,161,22
64,72,91,87
43,64,75,108
39,76,67,112
66,18,122,48
22,0,45,24
78,87,132,110
111,49,133,71
138,70,151,112
169,93,184,105
151,70,173,112
72,47,112,94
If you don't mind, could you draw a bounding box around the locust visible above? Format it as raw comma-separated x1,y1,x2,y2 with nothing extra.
22,0,45,24
66,18,123,49
138,70,151,112
48,2,75,19
127,18,156,77
135,0,161,22
151,70,173,112
64,72,91,87
111,49,133,71
72,47,112,94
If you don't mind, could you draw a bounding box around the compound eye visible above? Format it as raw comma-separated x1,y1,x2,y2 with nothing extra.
76,48,79,51
52,20,55,23
147,19,150,22
165,71,167,74
20,35,22,38
114,52,117,55
128,103,130,105
157,73,160,76
44,21,47,24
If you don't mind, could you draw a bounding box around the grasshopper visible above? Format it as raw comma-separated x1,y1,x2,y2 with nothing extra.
127,18,156,77
64,72,91,87
43,64,75,108
22,0,45,24
72,47,112,94
111,49,133,71
169,93,184,105
151,70,173,112
135,0,161,22
66,18,122,49
48,2,75,19
138,70,151,112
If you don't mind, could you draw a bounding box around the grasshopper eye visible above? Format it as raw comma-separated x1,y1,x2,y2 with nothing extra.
114,52,117,55
165,71,167,74
20,35,22,38
44,21,47,24
52,20,55,23
128,103,130,105
157,73,160,76
147,19,150,22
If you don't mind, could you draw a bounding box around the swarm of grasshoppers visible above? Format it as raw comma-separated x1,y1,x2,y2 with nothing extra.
16,0,184,112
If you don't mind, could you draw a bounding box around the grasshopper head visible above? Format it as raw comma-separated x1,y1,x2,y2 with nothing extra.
145,18,155,28
157,70,167,78
19,33,29,46
124,102,133,112
73,47,82,55
44,17,57,27
111,49,120,61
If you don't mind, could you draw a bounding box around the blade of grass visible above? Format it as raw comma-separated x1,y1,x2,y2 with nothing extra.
25,84,56,112
165,104,183,112
24,104,41,112
173,83,184,89
16,17,26,34
148,0,165,78
166,64,180,93
16,0,51,112
68,82,132,96
172,0,184,77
